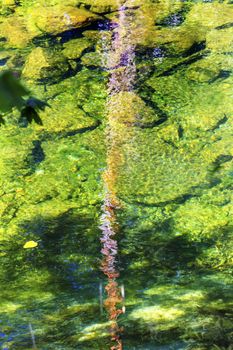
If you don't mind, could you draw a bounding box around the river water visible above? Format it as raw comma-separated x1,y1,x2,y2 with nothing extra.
0,1,232,349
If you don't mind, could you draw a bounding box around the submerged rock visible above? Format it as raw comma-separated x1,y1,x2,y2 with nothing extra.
0,0,16,10
0,3,99,48
0,16,33,48
207,28,233,52
77,0,119,13
1,0,15,5
186,54,233,83
107,91,161,128
81,51,103,67
25,5,98,36
22,47,69,81
186,3,233,30
39,91,99,134
63,38,92,60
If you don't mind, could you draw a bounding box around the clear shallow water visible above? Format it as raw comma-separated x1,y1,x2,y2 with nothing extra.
0,1,232,349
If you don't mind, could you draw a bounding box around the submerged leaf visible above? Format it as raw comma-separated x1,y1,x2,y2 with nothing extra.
23,240,38,249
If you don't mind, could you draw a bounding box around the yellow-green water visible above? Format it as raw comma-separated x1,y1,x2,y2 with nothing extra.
0,0,232,349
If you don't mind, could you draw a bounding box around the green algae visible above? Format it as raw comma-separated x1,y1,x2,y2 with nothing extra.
63,38,92,60
22,47,69,81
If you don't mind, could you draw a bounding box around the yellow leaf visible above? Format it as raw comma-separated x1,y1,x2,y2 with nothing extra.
23,240,38,249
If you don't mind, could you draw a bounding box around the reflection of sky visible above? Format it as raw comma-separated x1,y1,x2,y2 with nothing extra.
0,322,30,349
167,14,183,26
64,260,96,291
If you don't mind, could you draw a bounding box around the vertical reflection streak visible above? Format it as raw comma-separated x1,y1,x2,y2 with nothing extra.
99,1,137,349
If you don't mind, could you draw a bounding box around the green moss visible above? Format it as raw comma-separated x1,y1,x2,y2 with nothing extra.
0,16,33,48
207,28,233,52
22,47,69,81
25,5,98,36
63,38,92,60
81,51,103,67
185,3,233,30
76,0,119,13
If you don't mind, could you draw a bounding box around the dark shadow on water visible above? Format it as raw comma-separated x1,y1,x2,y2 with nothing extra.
115,213,233,348
19,209,102,292
0,208,110,349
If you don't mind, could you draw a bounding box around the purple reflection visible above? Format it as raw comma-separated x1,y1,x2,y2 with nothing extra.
153,47,165,58
167,14,183,26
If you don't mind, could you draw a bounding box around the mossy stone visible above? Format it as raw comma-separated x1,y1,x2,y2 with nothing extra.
0,16,32,48
63,38,92,60
77,0,119,13
25,5,98,36
185,3,233,30
207,28,233,52
22,47,69,81
1,0,15,7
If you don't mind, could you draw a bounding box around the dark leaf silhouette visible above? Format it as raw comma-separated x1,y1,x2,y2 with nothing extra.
20,106,43,126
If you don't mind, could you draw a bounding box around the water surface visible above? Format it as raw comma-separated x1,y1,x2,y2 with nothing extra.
0,1,232,349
